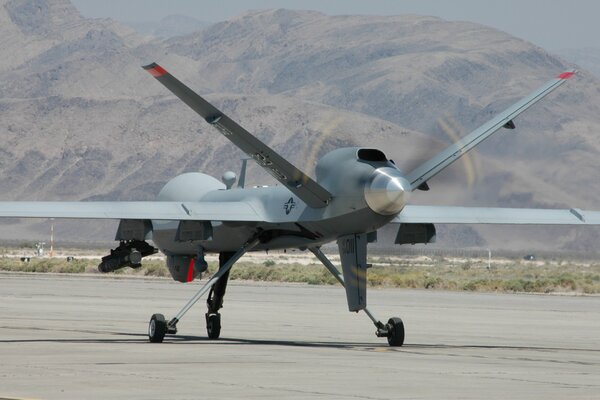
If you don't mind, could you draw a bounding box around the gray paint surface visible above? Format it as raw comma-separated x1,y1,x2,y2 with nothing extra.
396,205,600,224
0,273,598,399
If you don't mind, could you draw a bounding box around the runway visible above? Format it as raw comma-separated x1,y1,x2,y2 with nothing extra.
0,273,598,399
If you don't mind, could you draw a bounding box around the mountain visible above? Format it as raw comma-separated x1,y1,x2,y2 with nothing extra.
124,14,212,38
1,1,600,252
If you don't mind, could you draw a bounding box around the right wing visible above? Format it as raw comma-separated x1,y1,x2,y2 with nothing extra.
0,201,265,222
405,70,576,191
394,205,600,225
143,63,332,208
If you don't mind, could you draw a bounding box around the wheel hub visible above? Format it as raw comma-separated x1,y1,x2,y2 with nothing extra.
149,319,155,337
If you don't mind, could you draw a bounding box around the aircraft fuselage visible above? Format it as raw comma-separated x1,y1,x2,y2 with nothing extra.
152,184,395,254
150,147,410,256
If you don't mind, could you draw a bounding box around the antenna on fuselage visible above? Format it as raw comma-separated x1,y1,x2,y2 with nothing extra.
237,158,250,189
222,171,237,189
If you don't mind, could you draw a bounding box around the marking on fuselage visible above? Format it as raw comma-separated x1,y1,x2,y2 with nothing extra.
284,198,296,215
181,203,191,216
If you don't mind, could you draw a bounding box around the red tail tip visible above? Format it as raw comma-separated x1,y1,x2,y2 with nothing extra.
558,71,575,80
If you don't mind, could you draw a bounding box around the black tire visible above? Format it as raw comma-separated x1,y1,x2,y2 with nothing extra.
206,313,221,339
386,317,405,347
149,313,167,343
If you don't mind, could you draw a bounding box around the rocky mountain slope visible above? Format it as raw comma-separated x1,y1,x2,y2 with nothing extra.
1,0,600,251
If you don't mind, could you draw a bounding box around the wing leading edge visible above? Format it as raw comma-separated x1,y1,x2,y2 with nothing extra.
405,70,577,191
142,63,332,208
394,205,600,225
0,201,264,222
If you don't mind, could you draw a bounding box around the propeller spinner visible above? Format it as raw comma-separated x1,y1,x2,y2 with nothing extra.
364,167,411,215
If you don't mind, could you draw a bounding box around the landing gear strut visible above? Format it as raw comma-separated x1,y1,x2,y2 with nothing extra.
309,247,405,347
148,238,259,343
205,251,235,339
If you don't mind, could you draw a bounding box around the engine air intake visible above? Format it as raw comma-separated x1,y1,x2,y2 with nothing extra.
357,148,387,162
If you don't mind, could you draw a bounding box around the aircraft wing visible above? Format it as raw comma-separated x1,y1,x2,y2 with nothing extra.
404,70,576,191
142,63,332,209
0,201,265,222
394,205,600,225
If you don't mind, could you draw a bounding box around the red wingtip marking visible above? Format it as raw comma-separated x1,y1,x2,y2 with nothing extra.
558,71,575,80
186,258,195,282
147,64,168,78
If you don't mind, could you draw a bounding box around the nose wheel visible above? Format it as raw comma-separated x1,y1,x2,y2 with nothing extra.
310,247,407,347
385,317,405,347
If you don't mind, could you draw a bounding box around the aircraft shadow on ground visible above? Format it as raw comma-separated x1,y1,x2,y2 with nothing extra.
1,328,596,353
199,338,598,352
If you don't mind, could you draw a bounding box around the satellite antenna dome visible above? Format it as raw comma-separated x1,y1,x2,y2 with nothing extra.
222,171,237,189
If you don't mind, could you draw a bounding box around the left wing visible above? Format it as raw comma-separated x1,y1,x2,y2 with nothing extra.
142,63,332,208
0,201,264,222
394,205,600,225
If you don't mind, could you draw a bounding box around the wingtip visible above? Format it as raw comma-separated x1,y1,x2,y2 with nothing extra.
142,62,168,78
557,70,577,80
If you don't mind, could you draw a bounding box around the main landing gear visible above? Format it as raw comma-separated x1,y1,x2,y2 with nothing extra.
205,251,235,339
309,247,405,347
148,313,167,343
147,237,403,347
148,238,259,343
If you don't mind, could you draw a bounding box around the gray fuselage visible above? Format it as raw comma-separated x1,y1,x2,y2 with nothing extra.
151,147,407,255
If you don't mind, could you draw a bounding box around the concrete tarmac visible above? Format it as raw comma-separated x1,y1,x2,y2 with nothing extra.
0,272,598,399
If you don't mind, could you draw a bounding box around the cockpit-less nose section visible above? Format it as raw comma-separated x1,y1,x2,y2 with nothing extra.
314,147,411,215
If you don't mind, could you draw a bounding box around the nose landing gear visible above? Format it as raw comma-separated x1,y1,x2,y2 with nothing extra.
310,246,405,347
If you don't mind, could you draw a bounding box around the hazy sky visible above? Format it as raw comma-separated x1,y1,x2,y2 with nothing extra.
71,0,594,51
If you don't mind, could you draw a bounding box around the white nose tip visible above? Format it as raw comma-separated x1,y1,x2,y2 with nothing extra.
364,167,410,215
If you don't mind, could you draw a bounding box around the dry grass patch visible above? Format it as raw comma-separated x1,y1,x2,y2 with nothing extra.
1,255,599,294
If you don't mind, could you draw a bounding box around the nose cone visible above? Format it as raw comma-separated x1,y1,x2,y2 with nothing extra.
364,167,411,215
